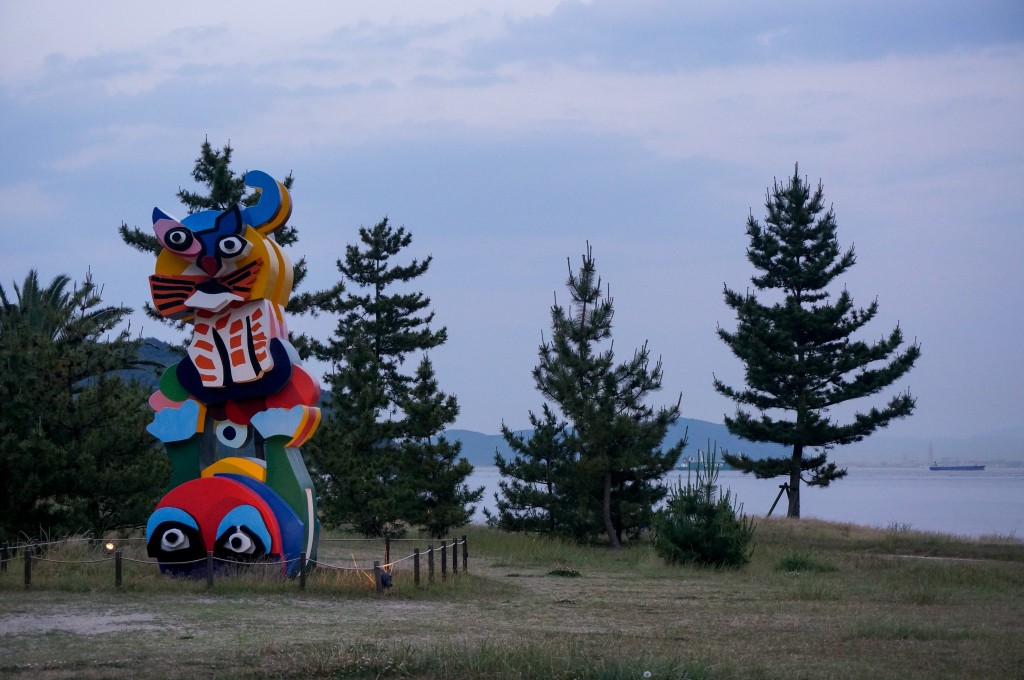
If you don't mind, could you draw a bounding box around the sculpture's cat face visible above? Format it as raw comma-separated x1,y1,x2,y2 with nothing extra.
154,205,251,278
149,171,294,319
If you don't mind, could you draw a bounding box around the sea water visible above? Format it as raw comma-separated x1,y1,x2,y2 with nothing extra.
468,466,1024,539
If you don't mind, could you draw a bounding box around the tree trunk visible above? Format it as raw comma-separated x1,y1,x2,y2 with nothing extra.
602,469,621,549
788,444,802,518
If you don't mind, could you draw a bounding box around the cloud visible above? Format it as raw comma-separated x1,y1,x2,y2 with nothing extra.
411,73,516,89
0,181,59,219
466,0,1024,73
41,51,150,83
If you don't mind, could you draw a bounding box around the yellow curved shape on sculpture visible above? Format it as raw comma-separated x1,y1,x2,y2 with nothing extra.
200,456,268,482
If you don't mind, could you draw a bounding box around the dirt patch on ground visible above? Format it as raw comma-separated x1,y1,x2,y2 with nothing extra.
0,611,162,636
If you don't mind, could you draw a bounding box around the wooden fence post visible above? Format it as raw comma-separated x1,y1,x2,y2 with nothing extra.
206,551,214,590
115,550,123,588
441,540,448,581
1,541,8,573
428,544,434,584
374,561,383,595
452,538,459,575
384,537,390,571
299,551,307,591
414,548,420,587
23,549,31,588
462,534,468,572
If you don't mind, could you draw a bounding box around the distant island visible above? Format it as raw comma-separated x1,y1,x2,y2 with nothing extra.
443,423,1024,469
443,419,792,468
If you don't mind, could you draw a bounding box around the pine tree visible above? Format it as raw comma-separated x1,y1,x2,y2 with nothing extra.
312,217,446,400
118,139,337,336
715,166,921,518
653,444,755,568
308,218,475,537
499,244,684,547
0,270,168,539
61,375,170,536
310,339,403,536
398,357,483,538
487,404,577,535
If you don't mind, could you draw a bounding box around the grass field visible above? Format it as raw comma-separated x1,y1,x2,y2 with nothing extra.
1,519,1022,679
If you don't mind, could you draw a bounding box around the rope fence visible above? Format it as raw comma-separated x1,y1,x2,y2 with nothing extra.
1,535,469,594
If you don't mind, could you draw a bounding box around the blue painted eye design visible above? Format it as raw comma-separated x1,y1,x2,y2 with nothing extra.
215,505,272,560
145,507,205,574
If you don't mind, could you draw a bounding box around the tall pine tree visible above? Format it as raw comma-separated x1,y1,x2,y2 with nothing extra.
496,244,684,547
312,339,402,536
307,218,480,537
716,166,921,518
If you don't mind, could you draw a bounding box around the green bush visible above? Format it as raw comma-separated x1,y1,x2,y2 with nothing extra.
776,552,838,573
654,444,755,568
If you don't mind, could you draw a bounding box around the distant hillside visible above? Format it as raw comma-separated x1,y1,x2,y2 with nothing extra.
446,420,1024,469
121,337,182,389
445,418,792,468
443,429,523,467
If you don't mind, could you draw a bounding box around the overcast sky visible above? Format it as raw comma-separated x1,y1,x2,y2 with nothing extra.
1,1,1022,441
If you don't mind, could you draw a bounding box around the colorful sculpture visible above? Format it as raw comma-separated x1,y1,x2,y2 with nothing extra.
144,171,320,577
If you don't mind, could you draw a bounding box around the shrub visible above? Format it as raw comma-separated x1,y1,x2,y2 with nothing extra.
776,552,838,573
653,444,755,568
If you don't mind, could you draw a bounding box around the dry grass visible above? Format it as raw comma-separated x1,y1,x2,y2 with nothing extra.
1,520,1022,679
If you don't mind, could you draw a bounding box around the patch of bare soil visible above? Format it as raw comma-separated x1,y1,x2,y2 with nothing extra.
0,611,161,636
